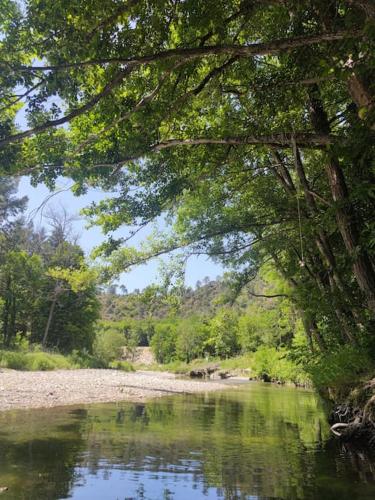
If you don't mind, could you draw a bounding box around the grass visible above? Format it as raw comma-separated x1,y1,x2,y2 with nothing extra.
108,360,135,372
0,350,74,371
0,348,135,372
138,349,311,387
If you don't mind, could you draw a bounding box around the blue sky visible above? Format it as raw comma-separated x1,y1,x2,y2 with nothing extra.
18,176,223,291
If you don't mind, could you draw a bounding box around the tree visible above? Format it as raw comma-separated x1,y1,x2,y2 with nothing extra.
176,317,208,363
150,321,177,364
0,1,374,354
0,251,43,346
206,309,240,359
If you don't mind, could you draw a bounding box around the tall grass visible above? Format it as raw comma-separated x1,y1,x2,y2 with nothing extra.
0,347,135,372
0,350,74,371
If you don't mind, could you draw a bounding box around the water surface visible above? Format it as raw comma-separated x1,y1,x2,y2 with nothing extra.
0,382,374,499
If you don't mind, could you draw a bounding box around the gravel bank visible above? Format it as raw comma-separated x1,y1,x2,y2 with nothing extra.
0,369,227,411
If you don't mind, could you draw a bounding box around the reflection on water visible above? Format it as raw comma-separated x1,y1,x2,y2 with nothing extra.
0,382,375,499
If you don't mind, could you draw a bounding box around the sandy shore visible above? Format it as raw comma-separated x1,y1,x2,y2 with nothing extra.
0,369,228,411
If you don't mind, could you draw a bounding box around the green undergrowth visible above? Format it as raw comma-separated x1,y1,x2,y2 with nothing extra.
139,348,311,387
0,350,75,371
305,345,375,394
251,348,310,386
155,345,375,392
0,348,135,372
108,360,135,372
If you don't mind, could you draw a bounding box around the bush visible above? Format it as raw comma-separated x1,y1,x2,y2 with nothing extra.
252,347,310,385
28,352,72,370
68,349,107,368
150,322,177,363
0,350,74,371
93,327,125,365
305,345,373,389
109,360,135,372
0,351,28,370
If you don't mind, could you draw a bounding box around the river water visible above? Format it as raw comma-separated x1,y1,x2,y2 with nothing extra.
0,382,375,499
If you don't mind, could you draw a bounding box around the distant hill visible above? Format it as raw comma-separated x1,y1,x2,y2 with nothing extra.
100,276,266,322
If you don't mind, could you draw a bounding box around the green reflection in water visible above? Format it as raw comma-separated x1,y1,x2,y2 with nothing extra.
0,383,374,499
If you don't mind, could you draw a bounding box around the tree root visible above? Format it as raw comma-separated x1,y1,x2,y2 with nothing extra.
330,422,350,437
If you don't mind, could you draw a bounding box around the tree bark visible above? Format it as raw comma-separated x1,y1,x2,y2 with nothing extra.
42,297,56,348
271,251,326,351
272,147,362,339
307,84,375,313
42,286,60,348
2,275,11,346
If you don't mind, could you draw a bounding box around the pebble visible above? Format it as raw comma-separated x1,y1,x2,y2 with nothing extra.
0,369,226,411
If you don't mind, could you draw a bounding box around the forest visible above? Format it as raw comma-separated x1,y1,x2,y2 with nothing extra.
0,0,374,390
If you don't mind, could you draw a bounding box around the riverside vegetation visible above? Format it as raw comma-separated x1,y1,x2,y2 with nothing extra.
0,0,375,441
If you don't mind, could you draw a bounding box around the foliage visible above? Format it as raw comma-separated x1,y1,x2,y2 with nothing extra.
0,179,100,353
150,321,177,364
108,360,135,372
92,326,125,365
305,346,374,389
1,1,375,391
0,349,74,371
251,347,310,386
68,349,107,369
204,308,240,359
175,317,208,363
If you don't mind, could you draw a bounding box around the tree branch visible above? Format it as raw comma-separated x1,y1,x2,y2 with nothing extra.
154,133,332,151
248,291,290,298
0,69,131,148
4,29,362,72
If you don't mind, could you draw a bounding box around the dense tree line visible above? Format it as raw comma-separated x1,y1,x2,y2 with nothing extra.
0,1,374,365
98,269,300,366
0,178,99,352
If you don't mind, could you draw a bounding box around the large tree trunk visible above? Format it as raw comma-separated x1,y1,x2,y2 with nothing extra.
2,275,11,346
42,283,62,348
270,251,326,352
292,141,364,326
272,148,361,340
307,84,375,313
42,296,57,348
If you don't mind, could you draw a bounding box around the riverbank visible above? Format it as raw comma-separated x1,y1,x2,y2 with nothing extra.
141,350,312,387
0,369,228,411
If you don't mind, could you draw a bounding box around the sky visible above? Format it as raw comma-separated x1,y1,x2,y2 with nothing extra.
18,176,224,292
13,60,224,293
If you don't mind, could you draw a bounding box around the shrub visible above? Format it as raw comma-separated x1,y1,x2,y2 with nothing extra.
0,351,28,370
93,328,125,365
68,349,107,368
252,347,309,385
150,323,177,363
305,345,373,389
109,360,135,372
28,352,72,371
0,350,74,371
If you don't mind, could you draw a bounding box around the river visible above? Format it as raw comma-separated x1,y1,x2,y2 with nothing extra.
0,382,374,499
